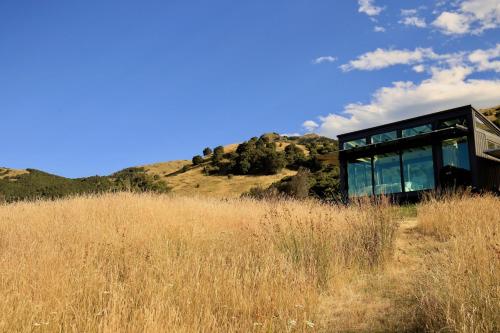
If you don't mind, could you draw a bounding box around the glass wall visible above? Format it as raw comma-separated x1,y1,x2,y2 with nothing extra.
440,136,471,187
347,158,372,197
442,136,470,170
402,124,432,138
371,131,397,144
373,153,402,194
402,146,435,192
343,138,367,150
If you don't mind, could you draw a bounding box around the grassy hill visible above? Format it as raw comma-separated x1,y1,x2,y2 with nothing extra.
1,105,497,202
0,167,169,202
0,133,337,202
0,167,27,179
141,134,332,198
481,104,500,127
143,159,297,198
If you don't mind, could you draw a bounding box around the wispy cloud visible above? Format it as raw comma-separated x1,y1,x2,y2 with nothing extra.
432,0,500,35
358,0,384,17
400,16,427,28
302,120,319,132
340,48,438,72
307,66,500,137
401,9,418,16
313,56,338,64
412,64,426,73
306,44,500,137
468,44,500,72
433,11,471,34
399,8,427,28
374,26,386,32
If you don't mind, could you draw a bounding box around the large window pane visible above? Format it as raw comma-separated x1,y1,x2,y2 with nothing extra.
442,137,470,170
371,131,397,143
373,153,402,194
402,124,432,138
402,146,435,192
348,158,372,197
440,136,471,188
343,138,367,150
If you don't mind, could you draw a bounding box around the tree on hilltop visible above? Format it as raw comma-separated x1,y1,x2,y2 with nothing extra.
203,147,212,156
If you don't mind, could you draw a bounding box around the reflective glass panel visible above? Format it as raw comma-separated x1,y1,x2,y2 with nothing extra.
439,117,468,129
440,136,471,187
347,158,372,197
402,146,435,192
371,131,397,144
402,124,432,138
373,153,402,194
442,136,470,170
343,138,367,150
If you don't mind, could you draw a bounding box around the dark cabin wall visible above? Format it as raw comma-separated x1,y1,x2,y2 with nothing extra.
476,157,500,192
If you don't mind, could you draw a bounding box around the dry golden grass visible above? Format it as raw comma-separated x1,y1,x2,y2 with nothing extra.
139,138,312,198
480,105,500,123
0,193,397,332
0,167,27,179
142,160,191,176
165,167,297,198
142,159,297,198
415,194,500,332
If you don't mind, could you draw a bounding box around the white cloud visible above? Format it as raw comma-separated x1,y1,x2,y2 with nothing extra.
281,133,302,137
401,9,418,16
400,16,427,28
413,64,426,73
340,48,437,71
313,56,337,64
307,66,500,138
340,47,470,72
374,26,386,32
302,120,319,132
468,44,500,71
433,11,471,34
432,0,500,35
358,0,384,17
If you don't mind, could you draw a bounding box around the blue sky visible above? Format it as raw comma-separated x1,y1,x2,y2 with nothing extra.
1,0,499,177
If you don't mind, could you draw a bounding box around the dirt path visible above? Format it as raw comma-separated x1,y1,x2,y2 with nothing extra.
318,218,437,332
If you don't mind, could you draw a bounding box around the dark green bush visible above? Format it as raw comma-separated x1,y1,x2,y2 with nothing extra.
203,147,212,156
192,155,204,165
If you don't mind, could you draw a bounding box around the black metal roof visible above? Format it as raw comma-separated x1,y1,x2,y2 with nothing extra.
339,125,468,156
337,105,473,140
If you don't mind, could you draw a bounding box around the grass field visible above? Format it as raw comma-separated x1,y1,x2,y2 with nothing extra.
0,193,498,332
415,194,500,332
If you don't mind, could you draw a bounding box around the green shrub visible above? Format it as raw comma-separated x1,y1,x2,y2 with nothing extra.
192,155,204,165
202,147,212,156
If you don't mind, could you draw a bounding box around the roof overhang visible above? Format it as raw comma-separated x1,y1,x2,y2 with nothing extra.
484,148,500,159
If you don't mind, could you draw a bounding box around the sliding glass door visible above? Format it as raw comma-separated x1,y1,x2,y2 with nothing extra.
402,146,435,192
373,153,402,194
347,158,372,197
440,136,471,187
